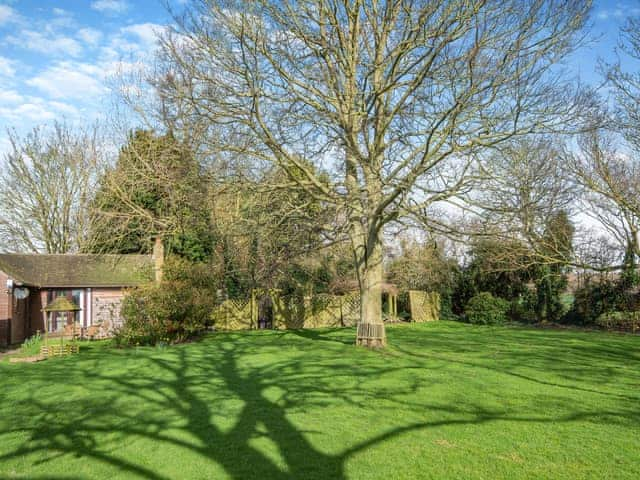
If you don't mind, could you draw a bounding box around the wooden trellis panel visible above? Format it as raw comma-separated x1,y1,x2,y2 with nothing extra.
303,294,343,328
211,298,254,331
272,294,305,329
209,290,386,331
409,291,440,323
340,292,361,327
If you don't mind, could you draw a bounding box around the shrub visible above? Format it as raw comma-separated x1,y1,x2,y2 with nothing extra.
116,281,211,346
464,292,509,325
508,299,537,323
596,311,640,333
565,280,638,325
115,257,217,346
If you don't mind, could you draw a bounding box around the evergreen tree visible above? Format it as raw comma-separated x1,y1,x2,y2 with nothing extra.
88,130,214,261
534,210,574,322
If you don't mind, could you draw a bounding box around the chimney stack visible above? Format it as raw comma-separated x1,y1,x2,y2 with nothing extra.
152,236,165,284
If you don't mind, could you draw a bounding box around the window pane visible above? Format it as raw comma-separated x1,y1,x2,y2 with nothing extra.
72,289,82,324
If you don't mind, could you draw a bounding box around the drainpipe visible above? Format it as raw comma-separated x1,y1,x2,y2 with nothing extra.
5,278,12,344
152,236,165,284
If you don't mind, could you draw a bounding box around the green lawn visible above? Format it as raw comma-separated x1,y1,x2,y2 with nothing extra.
0,322,638,479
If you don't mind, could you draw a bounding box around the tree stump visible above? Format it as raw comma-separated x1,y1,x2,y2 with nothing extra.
356,322,386,348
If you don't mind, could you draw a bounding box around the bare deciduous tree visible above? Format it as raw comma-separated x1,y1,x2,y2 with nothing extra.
607,13,640,151
0,123,100,253
574,11,640,274
569,131,640,273
476,137,576,264
156,0,591,346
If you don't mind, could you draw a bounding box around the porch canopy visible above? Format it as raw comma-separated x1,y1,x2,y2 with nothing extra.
43,297,81,312
43,297,82,340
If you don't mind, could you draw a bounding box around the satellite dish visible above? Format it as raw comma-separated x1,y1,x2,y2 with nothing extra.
13,287,30,300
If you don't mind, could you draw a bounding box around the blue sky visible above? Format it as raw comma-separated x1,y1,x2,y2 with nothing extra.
0,0,185,153
0,0,639,155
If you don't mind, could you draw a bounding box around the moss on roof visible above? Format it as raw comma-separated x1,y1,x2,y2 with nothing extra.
44,296,81,312
0,254,153,288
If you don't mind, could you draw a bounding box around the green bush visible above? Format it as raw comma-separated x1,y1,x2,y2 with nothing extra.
115,257,217,346
565,280,636,325
464,292,509,325
596,311,640,332
508,298,537,323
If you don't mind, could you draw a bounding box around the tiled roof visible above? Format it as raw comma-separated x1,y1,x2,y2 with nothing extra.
0,254,153,287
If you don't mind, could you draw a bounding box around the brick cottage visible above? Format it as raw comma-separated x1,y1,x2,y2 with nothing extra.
0,253,157,346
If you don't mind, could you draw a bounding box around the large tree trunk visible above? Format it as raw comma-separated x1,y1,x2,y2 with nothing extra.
356,230,386,348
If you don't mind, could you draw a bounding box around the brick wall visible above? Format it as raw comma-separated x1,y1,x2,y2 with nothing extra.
0,270,10,321
0,319,9,347
29,290,46,335
10,297,27,344
0,270,11,345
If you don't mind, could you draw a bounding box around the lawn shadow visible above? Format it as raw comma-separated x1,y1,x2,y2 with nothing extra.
0,324,638,479
392,323,640,388
287,327,354,345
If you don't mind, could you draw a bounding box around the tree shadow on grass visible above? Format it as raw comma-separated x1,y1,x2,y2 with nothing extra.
0,326,638,479
287,327,354,345
391,323,640,396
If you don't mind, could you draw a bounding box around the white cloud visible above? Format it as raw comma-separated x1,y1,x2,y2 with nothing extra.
0,90,23,105
0,102,56,122
26,62,106,100
99,24,165,63
0,56,15,78
77,27,103,47
7,30,84,57
48,101,80,116
91,1,129,14
0,92,83,127
49,7,75,27
596,4,640,21
121,23,163,46
0,5,17,25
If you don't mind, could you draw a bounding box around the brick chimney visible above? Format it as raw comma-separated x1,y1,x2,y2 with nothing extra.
152,236,165,283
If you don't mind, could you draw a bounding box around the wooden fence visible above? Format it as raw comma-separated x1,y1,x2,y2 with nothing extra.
210,297,255,331
211,289,438,331
408,290,440,322
211,290,361,331
40,343,80,357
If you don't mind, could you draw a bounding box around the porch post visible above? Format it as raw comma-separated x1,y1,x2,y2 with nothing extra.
87,288,92,327
40,290,48,333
